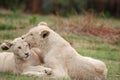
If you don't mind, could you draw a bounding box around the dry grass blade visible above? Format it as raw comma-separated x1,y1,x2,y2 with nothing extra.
55,13,120,44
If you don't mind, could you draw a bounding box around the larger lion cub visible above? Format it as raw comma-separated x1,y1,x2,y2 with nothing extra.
22,22,107,80
0,37,52,77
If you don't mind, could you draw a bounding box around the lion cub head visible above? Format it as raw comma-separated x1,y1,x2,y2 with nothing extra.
1,38,31,60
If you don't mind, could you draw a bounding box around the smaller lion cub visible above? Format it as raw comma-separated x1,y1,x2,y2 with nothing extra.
0,37,52,77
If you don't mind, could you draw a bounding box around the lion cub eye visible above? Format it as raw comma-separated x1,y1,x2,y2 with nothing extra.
26,45,28,47
18,46,22,49
30,33,33,36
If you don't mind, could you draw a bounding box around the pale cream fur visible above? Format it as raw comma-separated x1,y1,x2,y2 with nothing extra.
22,22,107,80
0,38,52,77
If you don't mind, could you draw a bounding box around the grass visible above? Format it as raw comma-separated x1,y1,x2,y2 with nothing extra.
0,72,54,80
0,9,120,80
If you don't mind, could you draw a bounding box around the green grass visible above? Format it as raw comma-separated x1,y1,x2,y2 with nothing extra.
0,9,120,80
0,72,55,80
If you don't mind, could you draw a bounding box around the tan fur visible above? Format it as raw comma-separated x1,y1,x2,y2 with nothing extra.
38,21,47,26
22,22,107,80
0,38,52,77
0,52,16,72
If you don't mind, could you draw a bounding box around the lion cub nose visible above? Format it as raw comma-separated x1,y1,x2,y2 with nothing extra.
25,53,29,56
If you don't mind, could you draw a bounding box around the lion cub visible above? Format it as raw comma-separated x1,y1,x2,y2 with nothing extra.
0,37,52,77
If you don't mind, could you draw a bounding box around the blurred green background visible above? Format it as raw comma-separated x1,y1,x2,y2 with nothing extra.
0,0,120,17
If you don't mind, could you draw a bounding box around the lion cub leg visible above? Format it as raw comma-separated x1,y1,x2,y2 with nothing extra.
22,65,52,77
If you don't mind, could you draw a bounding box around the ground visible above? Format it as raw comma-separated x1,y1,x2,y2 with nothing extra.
0,9,120,80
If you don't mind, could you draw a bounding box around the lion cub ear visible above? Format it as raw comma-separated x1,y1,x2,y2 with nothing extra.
40,30,50,38
0,40,13,50
38,22,47,26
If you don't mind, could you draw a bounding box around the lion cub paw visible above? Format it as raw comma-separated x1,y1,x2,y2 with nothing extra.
44,68,52,75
